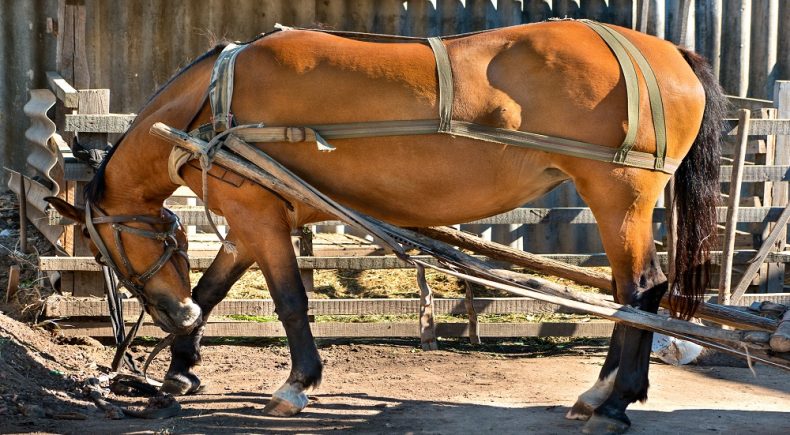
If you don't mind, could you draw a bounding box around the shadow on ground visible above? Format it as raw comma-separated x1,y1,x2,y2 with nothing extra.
9,390,785,435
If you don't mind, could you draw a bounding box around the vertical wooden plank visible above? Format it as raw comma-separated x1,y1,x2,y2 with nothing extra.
608,0,636,28
754,109,777,292
417,265,438,350
553,0,581,18
523,0,552,24
405,0,436,37
465,0,493,32
345,0,376,32
645,0,665,38
464,280,481,345
748,0,779,99
695,0,723,79
767,81,790,292
718,109,751,304
497,0,523,27
721,0,752,96
667,0,692,46
438,0,464,35
580,0,607,21
779,2,790,84
58,0,91,88
284,0,317,27
375,0,405,34
315,0,346,29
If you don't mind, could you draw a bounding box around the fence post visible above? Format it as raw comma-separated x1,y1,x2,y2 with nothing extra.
721,0,752,96
695,0,723,79
718,109,750,305
748,0,779,99
766,80,790,290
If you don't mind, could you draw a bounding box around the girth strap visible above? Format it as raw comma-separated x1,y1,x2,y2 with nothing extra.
427,37,454,132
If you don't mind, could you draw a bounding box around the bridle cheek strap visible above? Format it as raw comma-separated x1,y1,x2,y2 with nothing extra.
85,201,188,308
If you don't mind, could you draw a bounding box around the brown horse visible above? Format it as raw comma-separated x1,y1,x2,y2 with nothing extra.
47,20,726,433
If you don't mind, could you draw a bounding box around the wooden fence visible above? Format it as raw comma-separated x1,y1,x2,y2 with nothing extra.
10,69,788,338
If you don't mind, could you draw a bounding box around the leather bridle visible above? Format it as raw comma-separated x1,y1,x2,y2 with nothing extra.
84,200,190,310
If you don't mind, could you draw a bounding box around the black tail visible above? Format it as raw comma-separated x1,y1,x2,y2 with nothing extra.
671,48,727,319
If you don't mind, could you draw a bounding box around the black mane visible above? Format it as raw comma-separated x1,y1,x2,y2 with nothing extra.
83,43,228,204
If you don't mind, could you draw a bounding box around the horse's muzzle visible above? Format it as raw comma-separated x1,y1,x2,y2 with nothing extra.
152,298,202,335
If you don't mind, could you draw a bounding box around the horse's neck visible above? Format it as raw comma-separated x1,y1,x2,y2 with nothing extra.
100,140,176,215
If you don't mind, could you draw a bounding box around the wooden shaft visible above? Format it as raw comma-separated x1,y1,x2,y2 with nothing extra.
416,226,612,291
719,109,751,304
416,226,778,332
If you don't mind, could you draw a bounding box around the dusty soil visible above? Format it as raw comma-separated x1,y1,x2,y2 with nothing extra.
1,310,788,435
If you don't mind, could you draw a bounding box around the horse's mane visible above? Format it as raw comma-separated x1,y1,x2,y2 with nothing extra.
84,42,229,204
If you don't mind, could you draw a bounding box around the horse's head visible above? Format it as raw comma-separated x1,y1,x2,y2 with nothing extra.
46,197,201,335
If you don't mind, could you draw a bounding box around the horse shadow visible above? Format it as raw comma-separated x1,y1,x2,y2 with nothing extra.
59,390,789,434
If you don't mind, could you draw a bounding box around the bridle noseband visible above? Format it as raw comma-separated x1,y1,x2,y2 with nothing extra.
84,200,190,309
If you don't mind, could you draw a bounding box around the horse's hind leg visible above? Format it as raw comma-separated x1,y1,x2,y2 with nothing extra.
565,168,669,434
221,201,322,417
163,230,255,395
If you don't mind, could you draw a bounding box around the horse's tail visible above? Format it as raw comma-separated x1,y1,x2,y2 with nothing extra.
670,48,727,319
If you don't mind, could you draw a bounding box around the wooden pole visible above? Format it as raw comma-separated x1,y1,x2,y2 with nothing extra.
730,203,790,303
464,280,481,345
417,264,438,350
416,226,612,291
5,265,20,304
719,109,751,305
18,175,28,254
695,0,723,79
416,225,777,332
748,0,779,99
721,0,752,96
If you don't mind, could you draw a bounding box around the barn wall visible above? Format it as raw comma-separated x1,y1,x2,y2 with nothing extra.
2,0,789,254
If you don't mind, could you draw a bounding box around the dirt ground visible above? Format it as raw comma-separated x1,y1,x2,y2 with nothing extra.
1,310,788,435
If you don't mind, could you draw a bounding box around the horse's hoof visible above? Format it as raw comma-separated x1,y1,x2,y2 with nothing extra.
565,399,594,421
161,372,202,395
581,414,630,435
263,384,309,417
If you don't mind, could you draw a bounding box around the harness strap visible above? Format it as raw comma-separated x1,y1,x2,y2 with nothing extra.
580,20,641,164
209,43,247,132
427,37,454,132
580,20,668,170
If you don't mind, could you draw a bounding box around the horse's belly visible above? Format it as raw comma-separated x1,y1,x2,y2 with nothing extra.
259,135,569,227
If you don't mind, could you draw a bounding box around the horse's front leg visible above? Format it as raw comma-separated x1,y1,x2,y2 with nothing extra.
163,229,255,395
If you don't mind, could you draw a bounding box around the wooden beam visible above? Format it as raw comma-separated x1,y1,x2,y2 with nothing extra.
43,296,582,319
724,118,790,136
64,113,136,133
45,71,78,108
55,320,616,339
415,226,612,291
37,250,790,275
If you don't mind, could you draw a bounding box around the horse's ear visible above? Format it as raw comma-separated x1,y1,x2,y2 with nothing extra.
44,197,85,224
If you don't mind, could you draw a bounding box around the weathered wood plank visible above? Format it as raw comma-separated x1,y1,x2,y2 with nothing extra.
44,296,577,318
43,293,790,321
55,320,616,339
38,249,790,274
724,118,790,136
64,113,136,133
45,71,78,108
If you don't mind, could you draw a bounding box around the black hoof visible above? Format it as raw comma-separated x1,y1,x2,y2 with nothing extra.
161,371,202,395
582,413,630,435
